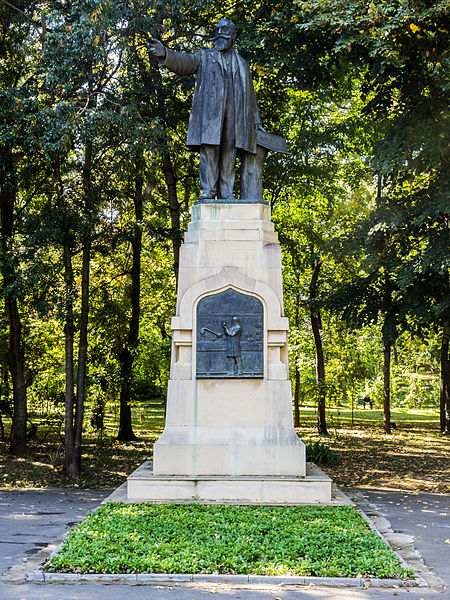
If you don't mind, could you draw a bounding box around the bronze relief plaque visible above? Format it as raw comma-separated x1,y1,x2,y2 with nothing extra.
196,289,263,378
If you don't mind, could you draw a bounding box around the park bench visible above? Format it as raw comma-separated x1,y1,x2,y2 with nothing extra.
357,396,373,409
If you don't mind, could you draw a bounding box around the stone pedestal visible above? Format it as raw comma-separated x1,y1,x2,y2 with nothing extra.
127,202,332,503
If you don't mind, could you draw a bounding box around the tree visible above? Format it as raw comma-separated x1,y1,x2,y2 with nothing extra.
0,0,44,455
296,0,449,431
269,80,371,433
31,0,148,475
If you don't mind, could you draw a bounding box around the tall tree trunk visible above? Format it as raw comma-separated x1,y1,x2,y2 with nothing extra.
117,158,143,442
376,173,382,203
6,298,27,455
62,139,92,479
162,152,180,284
293,274,301,428
52,163,77,477
72,141,93,475
293,366,300,428
1,145,27,456
73,229,90,471
62,243,76,477
382,272,395,435
309,259,328,435
440,321,450,434
383,340,392,434
0,367,5,441
62,233,89,480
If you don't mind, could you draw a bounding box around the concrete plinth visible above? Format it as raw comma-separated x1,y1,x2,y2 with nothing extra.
154,378,305,476
126,201,335,504
126,461,333,504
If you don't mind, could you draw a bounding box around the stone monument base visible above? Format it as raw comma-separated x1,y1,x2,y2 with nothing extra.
122,202,339,506
121,461,333,504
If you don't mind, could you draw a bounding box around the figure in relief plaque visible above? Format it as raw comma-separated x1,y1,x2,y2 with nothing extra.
223,317,243,375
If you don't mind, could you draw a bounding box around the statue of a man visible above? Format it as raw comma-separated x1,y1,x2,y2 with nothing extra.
223,317,243,375
150,19,264,201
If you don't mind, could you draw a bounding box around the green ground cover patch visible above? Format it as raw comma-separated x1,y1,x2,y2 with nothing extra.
47,503,413,578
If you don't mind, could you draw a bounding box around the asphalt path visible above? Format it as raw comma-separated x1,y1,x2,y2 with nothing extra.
0,487,448,600
0,488,105,578
363,489,450,589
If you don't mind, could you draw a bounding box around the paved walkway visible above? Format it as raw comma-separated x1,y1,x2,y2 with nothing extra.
0,487,448,600
362,489,450,589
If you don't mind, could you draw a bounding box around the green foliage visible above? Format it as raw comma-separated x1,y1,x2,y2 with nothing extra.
47,503,411,578
396,371,439,410
300,0,449,331
306,441,342,466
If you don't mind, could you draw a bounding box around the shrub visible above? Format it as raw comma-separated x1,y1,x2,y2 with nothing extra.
306,441,342,466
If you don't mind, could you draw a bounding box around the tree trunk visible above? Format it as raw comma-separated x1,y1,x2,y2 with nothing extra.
376,173,382,204
71,140,93,476
117,349,136,441
383,340,392,434
1,145,27,456
0,145,15,244
293,274,301,428
62,138,92,479
440,321,450,434
51,163,77,477
393,344,398,365
6,298,27,455
0,367,5,441
293,365,300,428
309,259,328,435
117,158,143,442
73,229,90,472
52,160,78,477
381,272,395,435
62,243,77,477
162,152,180,284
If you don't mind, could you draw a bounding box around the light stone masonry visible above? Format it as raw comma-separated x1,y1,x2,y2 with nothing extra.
126,201,332,503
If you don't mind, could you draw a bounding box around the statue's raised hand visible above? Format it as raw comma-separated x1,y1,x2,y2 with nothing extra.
149,38,166,59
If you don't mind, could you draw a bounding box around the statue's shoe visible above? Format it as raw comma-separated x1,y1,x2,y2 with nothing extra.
198,191,215,200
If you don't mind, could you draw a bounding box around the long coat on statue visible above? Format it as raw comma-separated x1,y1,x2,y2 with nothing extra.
224,321,242,358
161,48,261,154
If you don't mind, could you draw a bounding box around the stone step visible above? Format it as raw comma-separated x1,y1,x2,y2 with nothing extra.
121,461,337,505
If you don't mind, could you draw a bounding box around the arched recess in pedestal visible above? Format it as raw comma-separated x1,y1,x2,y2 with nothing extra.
176,267,288,332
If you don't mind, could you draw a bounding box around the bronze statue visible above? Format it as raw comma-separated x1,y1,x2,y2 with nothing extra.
150,19,286,203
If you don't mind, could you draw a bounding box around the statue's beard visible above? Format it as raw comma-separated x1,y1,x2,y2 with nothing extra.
212,36,233,51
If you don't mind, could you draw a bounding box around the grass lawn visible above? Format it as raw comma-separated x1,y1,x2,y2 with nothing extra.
300,407,450,493
0,402,448,493
46,503,413,578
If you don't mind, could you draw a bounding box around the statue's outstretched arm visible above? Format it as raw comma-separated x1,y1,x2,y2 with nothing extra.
149,38,200,76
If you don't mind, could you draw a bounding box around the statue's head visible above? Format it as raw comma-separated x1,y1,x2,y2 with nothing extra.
212,18,236,52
